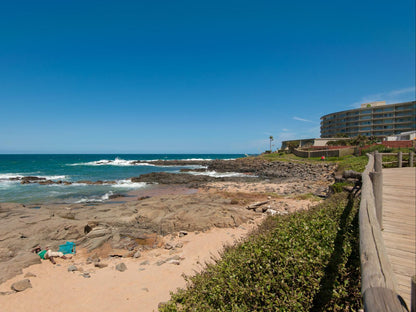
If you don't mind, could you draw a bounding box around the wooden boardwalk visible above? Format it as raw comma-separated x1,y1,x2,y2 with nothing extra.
382,167,416,309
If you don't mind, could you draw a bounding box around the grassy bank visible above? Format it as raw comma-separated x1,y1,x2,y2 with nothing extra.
160,192,362,311
260,152,368,172
260,146,415,172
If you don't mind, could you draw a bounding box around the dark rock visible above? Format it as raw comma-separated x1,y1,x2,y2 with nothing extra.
11,279,32,292
138,196,151,200
179,231,188,237
67,265,78,272
164,243,174,250
115,263,127,272
94,262,108,268
38,180,54,185
108,193,125,199
86,253,100,264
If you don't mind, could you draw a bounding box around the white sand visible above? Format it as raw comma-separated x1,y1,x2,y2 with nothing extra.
0,219,262,312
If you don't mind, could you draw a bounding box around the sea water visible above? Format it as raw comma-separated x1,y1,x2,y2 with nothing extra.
0,154,245,204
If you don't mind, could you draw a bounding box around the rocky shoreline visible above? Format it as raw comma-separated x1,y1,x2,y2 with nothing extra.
5,157,335,187
0,158,336,286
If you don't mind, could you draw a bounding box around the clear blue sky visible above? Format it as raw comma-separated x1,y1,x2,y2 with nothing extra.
1,0,414,154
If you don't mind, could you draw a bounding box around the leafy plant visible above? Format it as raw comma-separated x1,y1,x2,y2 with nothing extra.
160,193,362,311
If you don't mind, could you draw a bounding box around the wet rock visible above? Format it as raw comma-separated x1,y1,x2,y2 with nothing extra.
108,194,125,199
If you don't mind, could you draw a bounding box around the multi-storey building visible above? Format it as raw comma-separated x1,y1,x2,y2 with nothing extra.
320,101,416,138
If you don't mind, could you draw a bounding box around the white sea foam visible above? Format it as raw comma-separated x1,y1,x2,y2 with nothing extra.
75,191,114,204
0,180,17,189
37,175,67,180
69,157,155,167
0,173,24,180
68,157,241,167
145,158,214,162
112,179,147,189
0,173,67,181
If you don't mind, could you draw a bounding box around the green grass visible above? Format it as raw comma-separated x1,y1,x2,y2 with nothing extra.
160,192,362,311
259,152,368,173
290,193,323,201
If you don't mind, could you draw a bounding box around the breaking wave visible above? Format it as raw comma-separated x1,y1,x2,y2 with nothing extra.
112,179,147,188
0,173,67,181
75,191,114,204
69,157,155,167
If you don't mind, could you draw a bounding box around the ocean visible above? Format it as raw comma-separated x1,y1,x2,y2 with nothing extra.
0,154,245,204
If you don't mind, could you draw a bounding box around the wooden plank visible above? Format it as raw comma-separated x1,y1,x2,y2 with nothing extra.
359,155,407,311
411,276,415,312
363,287,408,312
382,167,416,309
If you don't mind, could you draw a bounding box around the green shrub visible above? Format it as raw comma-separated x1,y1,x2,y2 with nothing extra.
360,145,392,154
160,193,362,311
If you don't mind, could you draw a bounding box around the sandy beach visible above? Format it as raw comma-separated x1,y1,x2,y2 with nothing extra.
0,158,336,311
0,220,262,312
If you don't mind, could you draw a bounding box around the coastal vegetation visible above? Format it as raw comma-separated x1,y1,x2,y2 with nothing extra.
259,152,368,173
260,145,414,173
159,192,362,311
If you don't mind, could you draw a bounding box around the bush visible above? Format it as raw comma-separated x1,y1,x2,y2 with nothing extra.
160,193,362,311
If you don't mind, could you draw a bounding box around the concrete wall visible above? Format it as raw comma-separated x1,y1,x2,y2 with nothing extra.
382,141,414,148
293,147,355,158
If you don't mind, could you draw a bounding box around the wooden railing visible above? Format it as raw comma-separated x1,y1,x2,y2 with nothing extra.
359,153,409,311
379,151,415,168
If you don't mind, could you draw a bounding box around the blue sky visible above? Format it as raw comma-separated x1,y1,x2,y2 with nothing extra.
0,0,414,154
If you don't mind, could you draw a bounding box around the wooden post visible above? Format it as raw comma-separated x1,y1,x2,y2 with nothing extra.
360,154,408,312
374,151,383,172
398,151,403,168
370,171,383,228
410,151,414,167
412,275,416,312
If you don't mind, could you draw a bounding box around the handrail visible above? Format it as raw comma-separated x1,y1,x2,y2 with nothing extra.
359,153,408,311
378,151,415,167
